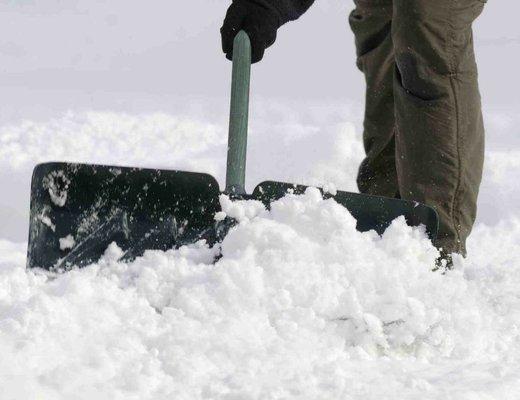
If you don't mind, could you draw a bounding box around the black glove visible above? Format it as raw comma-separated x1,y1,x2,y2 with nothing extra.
221,0,281,63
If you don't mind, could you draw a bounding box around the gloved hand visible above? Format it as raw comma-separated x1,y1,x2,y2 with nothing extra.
221,0,281,63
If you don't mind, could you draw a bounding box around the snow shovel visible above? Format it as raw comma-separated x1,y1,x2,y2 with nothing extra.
26,31,438,271
223,32,438,238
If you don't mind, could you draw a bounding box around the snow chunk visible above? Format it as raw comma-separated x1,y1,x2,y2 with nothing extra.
214,211,227,222
37,209,55,232
42,170,70,207
59,235,75,250
219,194,266,222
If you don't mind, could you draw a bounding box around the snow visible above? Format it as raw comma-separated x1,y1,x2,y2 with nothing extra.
1,191,520,398
0,106,520,398
43,170,70,207
59,235,75,251
1,2,519,396
38,209,56,232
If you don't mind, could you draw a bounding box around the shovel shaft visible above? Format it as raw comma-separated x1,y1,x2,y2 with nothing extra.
225,31,251,195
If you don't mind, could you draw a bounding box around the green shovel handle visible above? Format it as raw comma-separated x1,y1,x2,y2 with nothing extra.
225,30,251,195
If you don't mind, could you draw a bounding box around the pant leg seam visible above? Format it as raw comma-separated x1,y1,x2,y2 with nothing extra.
447,1,463,254
449,77,463,253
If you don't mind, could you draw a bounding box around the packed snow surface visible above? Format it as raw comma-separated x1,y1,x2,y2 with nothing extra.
1,109,520,399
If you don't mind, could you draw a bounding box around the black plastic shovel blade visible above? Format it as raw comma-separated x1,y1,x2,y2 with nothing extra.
252,181,439,240
27,162,221,270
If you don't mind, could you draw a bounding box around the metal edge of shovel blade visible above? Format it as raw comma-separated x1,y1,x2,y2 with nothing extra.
27,162,222,271
251,181,439,240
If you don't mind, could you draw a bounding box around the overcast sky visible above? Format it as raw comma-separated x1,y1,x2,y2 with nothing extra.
0,0,519,124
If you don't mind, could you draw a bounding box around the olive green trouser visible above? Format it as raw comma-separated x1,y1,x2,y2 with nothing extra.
349,0,486,255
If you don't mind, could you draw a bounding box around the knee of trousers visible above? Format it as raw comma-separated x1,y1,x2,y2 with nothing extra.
393,51,451,102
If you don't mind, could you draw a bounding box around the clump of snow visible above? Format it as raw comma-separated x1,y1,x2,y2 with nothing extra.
59,234,75,250
1,192,519,399
37,207,56,232
219,194,266,222
43,170,70,207
322,182,338,195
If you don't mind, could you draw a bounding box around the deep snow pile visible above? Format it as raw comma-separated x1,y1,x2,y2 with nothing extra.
1,190,520,399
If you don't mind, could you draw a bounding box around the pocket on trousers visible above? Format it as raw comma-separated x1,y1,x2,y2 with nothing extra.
393,73,457,165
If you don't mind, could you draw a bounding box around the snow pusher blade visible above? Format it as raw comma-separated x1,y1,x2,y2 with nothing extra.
26,31,438,271
252,181,438,239
27,162,221,270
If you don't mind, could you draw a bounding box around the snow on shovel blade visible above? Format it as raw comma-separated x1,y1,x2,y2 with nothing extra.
27,162,221,271
252,181,439,240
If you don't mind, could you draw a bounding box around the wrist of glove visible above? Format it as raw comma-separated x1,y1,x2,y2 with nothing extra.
221,0,281,63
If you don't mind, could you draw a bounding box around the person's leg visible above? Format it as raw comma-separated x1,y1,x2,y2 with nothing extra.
349,0,398,198
392,0,486,255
